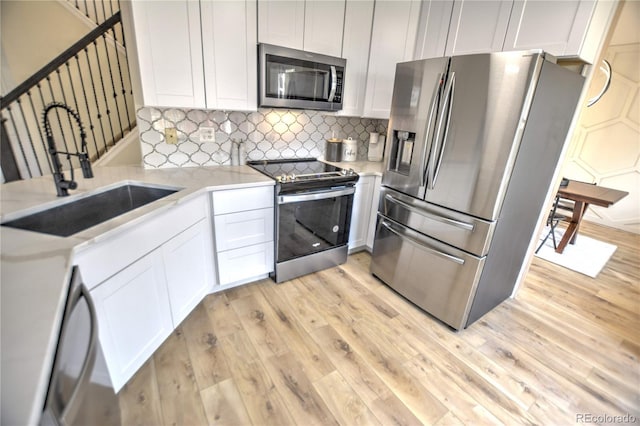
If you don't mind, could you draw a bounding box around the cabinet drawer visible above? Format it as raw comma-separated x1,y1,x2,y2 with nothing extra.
214,208,274,251
212,186,274,215
217,242,274,286
75,195,208,289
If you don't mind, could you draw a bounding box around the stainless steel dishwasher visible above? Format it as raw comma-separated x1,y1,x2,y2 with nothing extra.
40,266,120,425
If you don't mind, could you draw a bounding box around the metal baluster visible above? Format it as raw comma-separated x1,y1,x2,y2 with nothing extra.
45,76,72,154
75,55,101,157
84,48,109,154
65,62,91,160
109,20,132,131
82,0,89,19
6,106,33,178
92,0,100,24
55,69,81,153
92,40,116,148
27,91,54,174
16,98,44,176
100,34,124,139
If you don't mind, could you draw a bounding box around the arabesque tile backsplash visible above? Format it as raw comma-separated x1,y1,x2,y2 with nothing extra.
137,107,388,168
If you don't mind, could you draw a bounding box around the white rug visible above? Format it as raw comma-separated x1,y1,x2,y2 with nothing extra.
534,227,617,278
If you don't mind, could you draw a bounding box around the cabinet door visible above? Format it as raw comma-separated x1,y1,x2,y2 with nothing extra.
363,0,422,119
338,0,375,117
217,242,274,286
257,0,305,49
201,0,257,111
91,251,173,392
162,220,215,327
349,176,374,250
503,0,614,64
366,175,382,250
303,0,346,56
445,0,513,55
414,0,455,59
214,208,274,252
129,0,205,108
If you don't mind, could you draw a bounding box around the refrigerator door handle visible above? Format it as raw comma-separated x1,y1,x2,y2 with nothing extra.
429,72,455,190
381,219,465,265
384,193,474,231
421,73,444,188
59,283,99,424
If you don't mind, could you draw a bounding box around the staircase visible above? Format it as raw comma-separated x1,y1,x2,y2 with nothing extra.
0,0,136,182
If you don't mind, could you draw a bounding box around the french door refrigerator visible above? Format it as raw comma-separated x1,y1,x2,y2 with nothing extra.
370,50,584,330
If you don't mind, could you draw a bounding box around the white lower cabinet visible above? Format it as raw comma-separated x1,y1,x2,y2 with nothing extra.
349,175,382,252
217,242,274,286
90,250,173,392
211,186,275,287
162,219,216,326
366,176,382,250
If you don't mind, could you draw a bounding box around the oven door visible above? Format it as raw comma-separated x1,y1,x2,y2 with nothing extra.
277,186,354,263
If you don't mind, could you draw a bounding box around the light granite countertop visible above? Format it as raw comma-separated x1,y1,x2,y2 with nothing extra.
0,164,273,426
0,160,384,425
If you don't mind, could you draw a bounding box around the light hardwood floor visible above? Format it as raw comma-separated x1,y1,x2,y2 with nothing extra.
118,221,639,425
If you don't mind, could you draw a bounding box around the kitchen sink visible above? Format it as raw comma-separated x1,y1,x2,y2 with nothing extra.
2,183,180,237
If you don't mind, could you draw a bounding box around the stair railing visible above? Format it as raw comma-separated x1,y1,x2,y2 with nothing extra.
1,10,135,182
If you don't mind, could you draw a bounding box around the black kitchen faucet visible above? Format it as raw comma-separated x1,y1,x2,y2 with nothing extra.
42,102,93,196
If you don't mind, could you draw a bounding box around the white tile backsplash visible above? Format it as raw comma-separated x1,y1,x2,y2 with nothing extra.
137,107,387,169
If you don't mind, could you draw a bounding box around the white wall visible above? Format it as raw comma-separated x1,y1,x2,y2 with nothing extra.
0,0,89,94
561,0,640,234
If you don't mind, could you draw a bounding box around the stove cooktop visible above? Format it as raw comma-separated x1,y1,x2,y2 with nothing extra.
247,158,358,190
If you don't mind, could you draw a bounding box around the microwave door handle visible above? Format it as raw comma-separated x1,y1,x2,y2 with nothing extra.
421,73,444,188
328,66,337,102
381,220,465,265
59,283,99,424
431,72,455,190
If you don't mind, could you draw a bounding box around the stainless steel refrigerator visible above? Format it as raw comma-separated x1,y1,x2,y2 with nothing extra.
370,50,584,330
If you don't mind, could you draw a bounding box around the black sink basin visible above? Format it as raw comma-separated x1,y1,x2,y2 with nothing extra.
2,184,179,237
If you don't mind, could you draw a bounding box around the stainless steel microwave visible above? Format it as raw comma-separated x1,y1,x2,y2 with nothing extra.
258,43,346,111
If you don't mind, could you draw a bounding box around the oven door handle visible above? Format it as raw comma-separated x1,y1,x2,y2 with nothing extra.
278,187,355,204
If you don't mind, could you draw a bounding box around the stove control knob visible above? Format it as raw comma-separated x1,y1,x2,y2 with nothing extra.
279,174,288,183
290,173,296,181
347,168,356,176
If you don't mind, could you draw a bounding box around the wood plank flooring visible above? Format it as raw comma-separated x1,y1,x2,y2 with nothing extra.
119,221,640,425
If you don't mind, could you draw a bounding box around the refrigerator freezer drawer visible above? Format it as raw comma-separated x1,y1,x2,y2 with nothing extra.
371,217,485,330
379,187,495,256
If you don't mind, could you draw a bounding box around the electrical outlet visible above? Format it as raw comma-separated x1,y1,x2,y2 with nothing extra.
165,127,178,144
200,126,215,143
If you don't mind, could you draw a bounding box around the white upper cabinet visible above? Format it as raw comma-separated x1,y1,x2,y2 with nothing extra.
414,0,455,59
338,0,374,117
503,0,618,64
124,0,256,110
128,0,205,108
201,0,257,111
363,0,421,119
304,1,346,57
258,0,345,57
257,0,305,50
445,0,513,55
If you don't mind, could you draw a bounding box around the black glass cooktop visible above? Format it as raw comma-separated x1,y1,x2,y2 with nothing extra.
247,158,343,179
247,158,358,192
